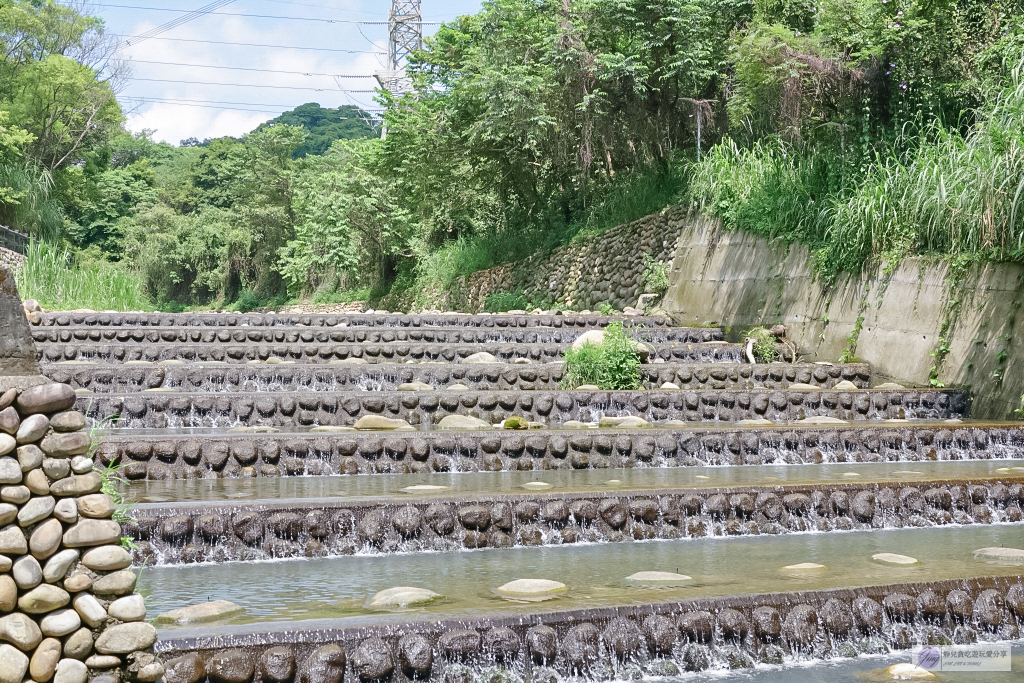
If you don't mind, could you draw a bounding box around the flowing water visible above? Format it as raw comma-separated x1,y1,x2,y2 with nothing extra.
129,459,1024,504
141,524,1024,629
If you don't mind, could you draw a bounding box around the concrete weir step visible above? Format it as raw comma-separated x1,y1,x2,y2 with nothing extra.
31,324,722,345
39,340,750,365
127,473,1024,564
96,422,1008,480
81,387,969,429
32,311,675,329
44,361,873,393
155,575,1024,681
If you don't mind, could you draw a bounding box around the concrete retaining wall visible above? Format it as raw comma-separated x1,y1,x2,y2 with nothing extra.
664,218,1024,419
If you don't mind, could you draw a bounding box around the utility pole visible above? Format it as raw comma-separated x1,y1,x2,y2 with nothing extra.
374,0,422,138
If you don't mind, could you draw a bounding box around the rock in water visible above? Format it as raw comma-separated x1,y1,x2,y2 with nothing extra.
885,663,935,679
781,563,827,572
872,553,920,566
795,416,849,425
463,352,498,364
833,380,859,390
155,600,244,625
353,416,413,431
397,382,433,392
973,547,1024,564
496,579,567,601
598,416,650,428
367,587,442,609
437,415,491,431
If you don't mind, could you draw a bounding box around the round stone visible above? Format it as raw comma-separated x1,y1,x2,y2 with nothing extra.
0,575,14,611
18,584,70,613
18,495,55,527
52,499,77,524
40,609,81,637
368,587,442,609
94,622,158,654
521,482,553,491
62,629,93,660
0,644,29,683
30,638,62,681
43,550,80,583
0,503,15,525
16,445,43,471
15,415,49,445
75,494,115,519
625,571,692,582
107,595,146,622
71,593,107,627
872,553,919,566
30,518,63,559
81,546,132,571
496,579,567,601
0,435,13,457
54,659,88,683
61,519,121,548
16,384,76,415
0,612,43,650
13,555,42,589
91,570,137,596
0,458,20,485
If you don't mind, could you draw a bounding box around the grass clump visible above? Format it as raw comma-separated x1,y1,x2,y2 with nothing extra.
484,289,529,312
746,326,779,363
561,321,642,390
16,241,151,311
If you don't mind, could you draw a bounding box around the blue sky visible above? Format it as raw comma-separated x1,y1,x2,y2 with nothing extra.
89,1,483,144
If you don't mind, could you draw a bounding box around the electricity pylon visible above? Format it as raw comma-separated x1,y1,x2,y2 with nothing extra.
374,0,422,137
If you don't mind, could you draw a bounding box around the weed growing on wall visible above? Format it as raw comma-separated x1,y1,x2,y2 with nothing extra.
746,326,779,363
561,321,642,390
642,254,670,294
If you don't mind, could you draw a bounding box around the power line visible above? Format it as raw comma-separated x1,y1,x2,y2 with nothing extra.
124,96,372,108
110,34,384,54
123,0,238,46
127,59,375,78
127,77,377,92
90,4,441,25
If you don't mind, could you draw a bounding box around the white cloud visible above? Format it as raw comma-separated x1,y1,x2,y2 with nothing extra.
127,104,272,144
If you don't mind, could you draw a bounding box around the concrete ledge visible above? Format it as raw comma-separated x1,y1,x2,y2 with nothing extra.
40,341,747,365
43,362,873,394
32,325,720,345
79,388,971,429
155,575,1024,681
128,476,1024,564
33,312,673,329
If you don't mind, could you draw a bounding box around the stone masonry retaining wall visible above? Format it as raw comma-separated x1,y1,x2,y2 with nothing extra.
129,477,1024,564
434,208,689,312
0,382,161,683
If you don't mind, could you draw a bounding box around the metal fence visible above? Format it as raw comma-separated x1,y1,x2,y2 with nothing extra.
0,225,29,255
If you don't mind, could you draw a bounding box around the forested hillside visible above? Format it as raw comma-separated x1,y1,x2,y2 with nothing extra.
4,0,1024,311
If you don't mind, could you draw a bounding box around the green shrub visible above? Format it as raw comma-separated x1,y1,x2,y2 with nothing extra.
484,289,529,312
746,326,779,362
641,254,670,294
598,302,614,315
232,290,265,313
561,321,642,390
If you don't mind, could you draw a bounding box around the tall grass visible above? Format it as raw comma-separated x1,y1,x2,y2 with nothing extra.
822,64,1024,271
16,241,151,311
690,61,1024,277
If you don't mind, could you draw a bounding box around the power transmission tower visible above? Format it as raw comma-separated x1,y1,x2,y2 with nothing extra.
374,0,422,137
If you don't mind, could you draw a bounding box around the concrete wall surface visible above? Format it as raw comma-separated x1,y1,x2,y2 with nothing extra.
664,218,1024,419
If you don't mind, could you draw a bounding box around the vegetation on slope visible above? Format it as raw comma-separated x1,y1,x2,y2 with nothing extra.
3,0,1024,310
